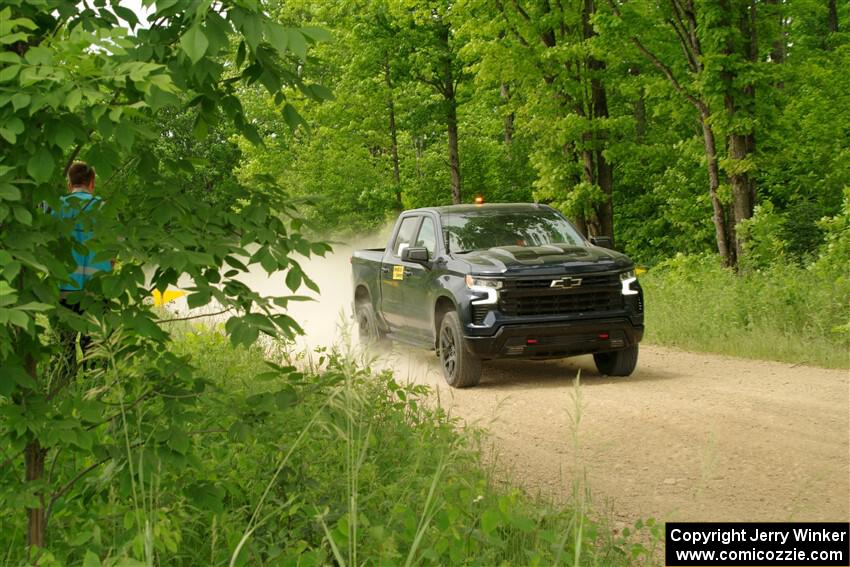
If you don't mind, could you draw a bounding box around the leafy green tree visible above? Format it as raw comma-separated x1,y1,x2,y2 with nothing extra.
459,0,624,239
0,0,330,556
389,0,469,204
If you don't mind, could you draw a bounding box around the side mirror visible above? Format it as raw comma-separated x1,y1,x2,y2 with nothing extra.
402,246,430,264
590,236,614,250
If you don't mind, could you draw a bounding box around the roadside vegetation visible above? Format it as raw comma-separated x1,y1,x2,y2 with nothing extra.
1,329,660,565
641,191,850,369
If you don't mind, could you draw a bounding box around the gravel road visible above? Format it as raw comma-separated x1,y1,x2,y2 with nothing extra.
384,344,850,525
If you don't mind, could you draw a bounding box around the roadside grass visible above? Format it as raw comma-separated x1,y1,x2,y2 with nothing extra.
10,327,661,566
640,254,849,369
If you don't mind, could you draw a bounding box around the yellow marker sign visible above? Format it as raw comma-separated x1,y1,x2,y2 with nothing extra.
152,289,187,306
392,265,404,280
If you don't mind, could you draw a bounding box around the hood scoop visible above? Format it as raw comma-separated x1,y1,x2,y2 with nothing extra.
488,244,592,265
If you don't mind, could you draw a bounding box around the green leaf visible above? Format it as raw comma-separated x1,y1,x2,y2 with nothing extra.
26,147,54,183
240,14,263,50
82,551,101,567
226,317,259,347
306,84,334,101
112,4,140,28
0,183,20,201
168,427,190,454
65,89,82,111
286,28,307,60
1,116,23,143
300,26,333,43
11,92,29,111
0,365,36,390
285,267,302,291
186,289,211,309
282,104,307,132
17,302,53,312
481,508,501,534
3,308,30,329
13,206,32,225
264,22,288,53
180,25,209,64
0,64,19,82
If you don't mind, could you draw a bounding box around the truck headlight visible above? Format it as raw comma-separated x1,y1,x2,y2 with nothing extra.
620,269,638,296
465,275,501,305
465,275,503,290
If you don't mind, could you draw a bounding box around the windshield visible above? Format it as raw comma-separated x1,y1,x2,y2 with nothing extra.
442,210,586,253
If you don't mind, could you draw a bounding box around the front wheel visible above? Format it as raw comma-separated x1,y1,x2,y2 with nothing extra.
593,345,639,376
438,312,481,388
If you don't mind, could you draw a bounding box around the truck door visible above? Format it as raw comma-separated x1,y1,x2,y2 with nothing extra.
380,215,421,331
403,216,440,339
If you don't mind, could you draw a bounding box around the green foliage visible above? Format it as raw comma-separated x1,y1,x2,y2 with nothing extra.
0,0,334,553
641,248,850,368
1,330,659,565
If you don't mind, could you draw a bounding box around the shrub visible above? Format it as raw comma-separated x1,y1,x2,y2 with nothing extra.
641,247,849,368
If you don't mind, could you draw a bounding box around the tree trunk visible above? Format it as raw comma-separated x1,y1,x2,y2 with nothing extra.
384,58,402,210
699,107,733,266
722,0,758,263
583,0,615,241
435,23,462,205
26,440,46,550
500,82,514,147
414,137,423,180
445,80,461,204
727,130,755,260
24,354,46,551
828,0,839,33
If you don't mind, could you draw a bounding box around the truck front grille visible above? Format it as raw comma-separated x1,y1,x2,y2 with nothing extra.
507,273,620,289
500,274,623,317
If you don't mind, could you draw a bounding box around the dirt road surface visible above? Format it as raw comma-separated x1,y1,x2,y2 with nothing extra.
168,242,850,524
386,344,849,525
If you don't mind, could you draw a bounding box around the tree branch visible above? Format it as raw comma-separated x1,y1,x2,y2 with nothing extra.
629,37,706,112
45,440,144,525
414,74,444,94
155,307,234,323
667,13,699,72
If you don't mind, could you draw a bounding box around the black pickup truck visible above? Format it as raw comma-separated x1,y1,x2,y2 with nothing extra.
351,203,644,387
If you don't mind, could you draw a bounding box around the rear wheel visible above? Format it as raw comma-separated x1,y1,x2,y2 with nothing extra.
438,312,481,388
355,302,386,347
593,345,639,376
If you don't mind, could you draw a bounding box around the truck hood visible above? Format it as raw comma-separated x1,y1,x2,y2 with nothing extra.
454,244,631,276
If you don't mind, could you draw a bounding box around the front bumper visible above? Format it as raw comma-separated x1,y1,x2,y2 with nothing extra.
464,318,644,359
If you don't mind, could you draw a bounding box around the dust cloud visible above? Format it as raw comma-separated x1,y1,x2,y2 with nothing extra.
159,226,445,385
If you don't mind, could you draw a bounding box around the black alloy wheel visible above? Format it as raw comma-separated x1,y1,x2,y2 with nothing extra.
438,311,481,388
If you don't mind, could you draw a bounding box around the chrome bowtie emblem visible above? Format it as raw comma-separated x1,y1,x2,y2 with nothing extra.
550,277,582,289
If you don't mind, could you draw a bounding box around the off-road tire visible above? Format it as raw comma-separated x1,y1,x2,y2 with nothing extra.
593,345,639,376
438,311,481,388
355,302,386,346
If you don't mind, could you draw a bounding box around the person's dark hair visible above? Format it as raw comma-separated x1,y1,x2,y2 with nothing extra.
67,161,95,187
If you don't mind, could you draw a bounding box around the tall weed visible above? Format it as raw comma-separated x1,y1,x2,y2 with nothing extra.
641,254,849,368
